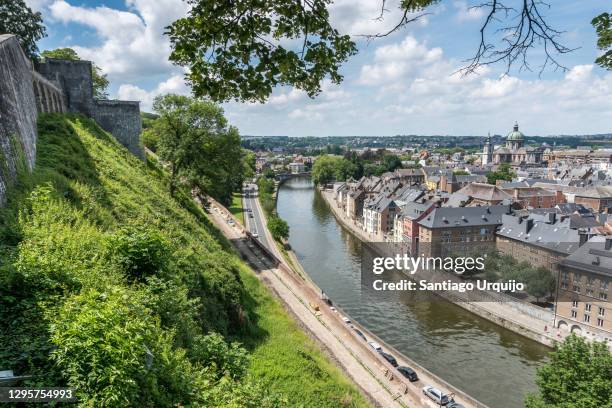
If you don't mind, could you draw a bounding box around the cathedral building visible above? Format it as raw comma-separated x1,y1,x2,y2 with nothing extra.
483,123,545,166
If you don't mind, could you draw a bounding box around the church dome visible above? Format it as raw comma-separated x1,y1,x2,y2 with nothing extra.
507,122,524,141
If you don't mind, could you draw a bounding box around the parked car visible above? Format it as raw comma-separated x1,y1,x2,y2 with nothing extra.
342,316,351,324
422,386,450,405
252,232,259,238
368,341,382,352
397,366,419,382
353,328,366,341
249,213,254,218
380,351,398,367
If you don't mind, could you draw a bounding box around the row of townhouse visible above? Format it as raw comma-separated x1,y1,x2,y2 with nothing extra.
334,172,612,341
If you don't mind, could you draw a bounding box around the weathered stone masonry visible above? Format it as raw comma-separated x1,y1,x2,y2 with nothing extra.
0,35,39,204
36,57,144,160
0,34,143,204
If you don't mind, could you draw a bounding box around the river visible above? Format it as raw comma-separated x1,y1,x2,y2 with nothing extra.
276,177,550,408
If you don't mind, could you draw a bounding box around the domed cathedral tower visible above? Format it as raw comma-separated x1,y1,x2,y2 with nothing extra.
482,132,493,165
506,122,525,150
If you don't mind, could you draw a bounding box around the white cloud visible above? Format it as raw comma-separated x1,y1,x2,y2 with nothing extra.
223,32,612,136
117,74,190,111
453,1,485,21
47,0,189,81
358,36,443,85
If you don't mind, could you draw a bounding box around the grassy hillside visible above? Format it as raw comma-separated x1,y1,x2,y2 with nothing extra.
0,114,368,407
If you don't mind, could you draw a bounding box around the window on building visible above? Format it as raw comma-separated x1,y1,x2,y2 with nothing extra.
573,285,581,294
599,307,605,316
561,281,568,290
597,318,604,327
584,314,590,323
601,280,609,290
571,310,577,318
572,300,579,308
588,277,595,286
586,288,593,297
585,304,592,312
601,292,609,301
573,274,581,284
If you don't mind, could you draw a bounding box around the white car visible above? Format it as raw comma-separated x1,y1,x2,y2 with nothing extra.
422,385,450,405
252,232,259,238
342,316,351,324
368,341,382,352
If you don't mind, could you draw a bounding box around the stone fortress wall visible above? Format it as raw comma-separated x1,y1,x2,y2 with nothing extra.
0,34,143,204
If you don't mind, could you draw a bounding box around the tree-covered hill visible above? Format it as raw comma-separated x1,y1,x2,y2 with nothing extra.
0,114,368,407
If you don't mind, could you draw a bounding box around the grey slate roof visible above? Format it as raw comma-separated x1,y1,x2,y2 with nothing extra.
497,214,581,255
418,205,509,229
561,236,612,276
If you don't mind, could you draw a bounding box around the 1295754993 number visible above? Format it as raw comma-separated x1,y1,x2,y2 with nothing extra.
0,387,77,402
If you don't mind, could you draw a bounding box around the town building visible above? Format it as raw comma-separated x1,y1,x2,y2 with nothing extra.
445,183,512,207
555,236,612,342
418,205,509,257
485,123,546,166
496,213,582,273
574,186,612,213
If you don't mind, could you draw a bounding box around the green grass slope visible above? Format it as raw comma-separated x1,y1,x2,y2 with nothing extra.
0,114,368,407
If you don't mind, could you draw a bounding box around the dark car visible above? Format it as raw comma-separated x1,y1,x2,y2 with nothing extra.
397,366,419,382
380,351,398,367
353,328,366,341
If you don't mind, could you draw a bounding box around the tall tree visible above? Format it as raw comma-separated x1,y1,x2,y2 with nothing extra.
525,334,611,408
41,48,110,99
166,0,578,103
0,0,46,59
152,94,244,204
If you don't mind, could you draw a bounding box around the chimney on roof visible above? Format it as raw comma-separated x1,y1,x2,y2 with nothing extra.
578,230,589,247
525,218,534,233
546,212,556,224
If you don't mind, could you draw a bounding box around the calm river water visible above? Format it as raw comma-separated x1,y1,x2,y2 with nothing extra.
277,177,550,408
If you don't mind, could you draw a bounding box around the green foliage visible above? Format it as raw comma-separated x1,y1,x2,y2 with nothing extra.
191,332,249,380
0,0,46,58
311,155,358,185
268,216,289,241
166,0,358,102
257,177,277,216
152,94,244,204
480,252,556,301
1,113,367,407
525,334,612,408
486,163,516,185
41,48,110,98
140,127,160,152
453,170,470,176
107,225,170,281
525,267,556,302
592,12,612,70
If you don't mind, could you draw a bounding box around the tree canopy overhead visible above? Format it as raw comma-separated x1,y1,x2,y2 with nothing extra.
0,0,46,59
592,12,611,70
166,0,594,103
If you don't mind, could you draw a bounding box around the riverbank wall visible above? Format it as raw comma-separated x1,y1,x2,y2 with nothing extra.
317,186,559,348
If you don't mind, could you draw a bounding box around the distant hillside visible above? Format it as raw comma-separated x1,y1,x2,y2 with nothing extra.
0,114,368,407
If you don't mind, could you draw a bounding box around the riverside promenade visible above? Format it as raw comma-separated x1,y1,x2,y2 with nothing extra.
319,187,567,348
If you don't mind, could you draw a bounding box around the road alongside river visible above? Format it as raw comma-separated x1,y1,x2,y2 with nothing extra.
276,177,551,408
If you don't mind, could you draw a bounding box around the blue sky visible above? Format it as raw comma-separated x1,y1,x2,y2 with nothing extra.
28,0,611,136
